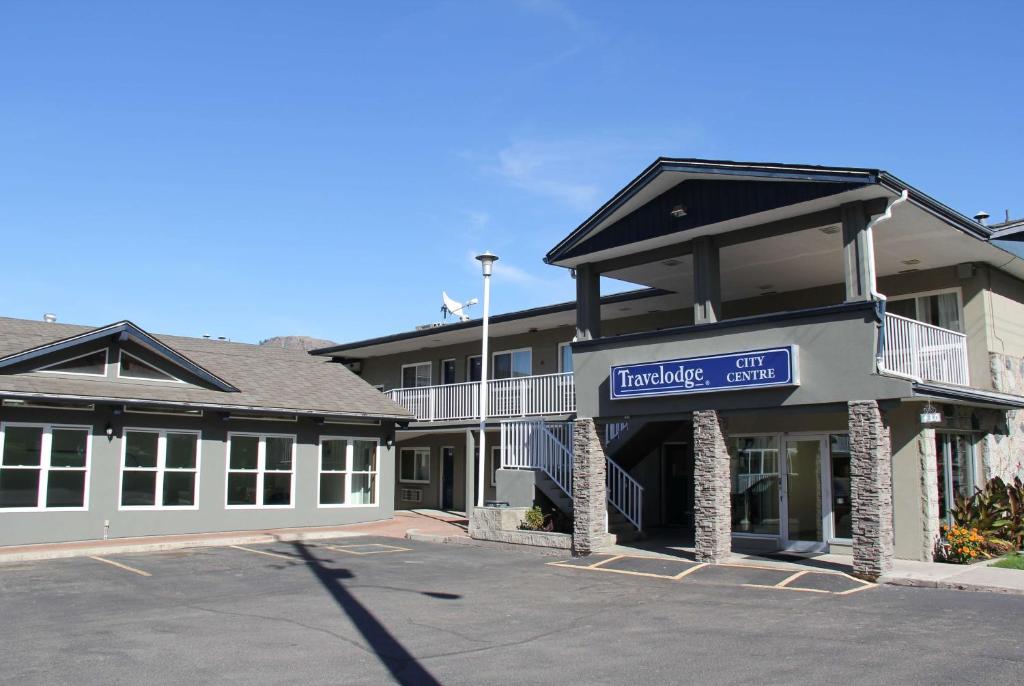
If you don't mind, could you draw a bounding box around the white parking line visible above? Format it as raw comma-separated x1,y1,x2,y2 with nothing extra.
229,545,297,561
89,556,152,577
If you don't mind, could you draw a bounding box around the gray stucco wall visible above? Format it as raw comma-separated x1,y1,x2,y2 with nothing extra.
0,405,396,546
393,429,499,510
573,305,913,419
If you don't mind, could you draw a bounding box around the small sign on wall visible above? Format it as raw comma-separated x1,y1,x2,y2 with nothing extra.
610,346,799,400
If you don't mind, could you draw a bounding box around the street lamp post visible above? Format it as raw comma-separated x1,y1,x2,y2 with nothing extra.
475,251,498,508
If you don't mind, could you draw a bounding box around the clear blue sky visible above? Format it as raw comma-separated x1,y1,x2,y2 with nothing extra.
2,1,1021,344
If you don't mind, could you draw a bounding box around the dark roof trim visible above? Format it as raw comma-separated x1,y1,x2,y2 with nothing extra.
545,157,880,265
0,320,240,393
990,220,1024,241
876,172,992,241
572,300,876,351
911,383,1024,410
311,288,670,357
0,390,412,420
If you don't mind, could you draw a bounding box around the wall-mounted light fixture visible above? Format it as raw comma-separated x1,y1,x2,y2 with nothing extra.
105,422,115,441
920,402,941,425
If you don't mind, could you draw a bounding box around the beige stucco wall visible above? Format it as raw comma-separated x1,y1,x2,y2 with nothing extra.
393,429,499,510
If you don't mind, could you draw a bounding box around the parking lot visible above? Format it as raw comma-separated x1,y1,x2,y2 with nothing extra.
2,537,1023,685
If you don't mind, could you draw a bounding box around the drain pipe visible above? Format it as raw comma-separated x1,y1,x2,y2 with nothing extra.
865,190,920,381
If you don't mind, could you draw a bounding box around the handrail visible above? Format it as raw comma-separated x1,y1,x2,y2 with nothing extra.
500,418,642,532
387,372,575,421
882,313,969,386
606,455,643,531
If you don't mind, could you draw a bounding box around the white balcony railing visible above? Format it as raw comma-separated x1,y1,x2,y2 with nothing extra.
387,372,575,422
882,313,969,386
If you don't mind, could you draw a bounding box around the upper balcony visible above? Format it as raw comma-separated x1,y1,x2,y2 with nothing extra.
881,312,969,386
386,372,575,422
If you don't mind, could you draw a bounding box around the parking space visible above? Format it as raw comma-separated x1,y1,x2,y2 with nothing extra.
548,553,875,596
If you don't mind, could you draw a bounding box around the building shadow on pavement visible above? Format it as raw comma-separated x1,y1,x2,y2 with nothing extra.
290,541,447,686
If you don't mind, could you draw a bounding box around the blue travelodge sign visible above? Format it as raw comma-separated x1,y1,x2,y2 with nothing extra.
610,346,799,400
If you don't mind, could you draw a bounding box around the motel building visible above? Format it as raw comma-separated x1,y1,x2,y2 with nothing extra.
0,318,412,547
318,158,1024,580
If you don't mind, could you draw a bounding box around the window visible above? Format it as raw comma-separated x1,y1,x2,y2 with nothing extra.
887,290,963,333
829,434,852,540
118,351,179,382
37,349,107,376
728,436,780,535
0,423,90,510
401,362,432,388
120,430,200,508
558,343,573,373
936,432,976,522
319,437,379,507
400,447,430,483
441,359,457,385
467,355,482,382
492,349,532,379
490,446,502,486
226,433,295,507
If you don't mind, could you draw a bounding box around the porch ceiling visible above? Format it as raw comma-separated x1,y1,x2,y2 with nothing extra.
604,200,1024,302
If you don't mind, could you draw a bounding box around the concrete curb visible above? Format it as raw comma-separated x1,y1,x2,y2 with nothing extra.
878,574,1024,596
0,529,367,564
405,529,473,545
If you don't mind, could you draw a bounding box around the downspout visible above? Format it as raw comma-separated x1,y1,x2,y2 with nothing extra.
865,190,921,382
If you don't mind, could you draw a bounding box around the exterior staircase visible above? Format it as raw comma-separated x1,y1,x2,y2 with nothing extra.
500,418,643,538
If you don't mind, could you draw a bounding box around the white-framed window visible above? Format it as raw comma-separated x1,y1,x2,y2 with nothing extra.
400,447,430,483
401,362,432,388
36,349,108,377
0,422,91,511
558,342,573,373
886,288,963,333
936,432,976,523
490,446,502,487
492,348,532,379
120,429,201,509
441,358,457,385
225,432,295,508
319,436,379,507
117,350,181,383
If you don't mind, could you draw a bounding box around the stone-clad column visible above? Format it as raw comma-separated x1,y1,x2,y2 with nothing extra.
849,400,895,580
918,427,941,562
572,418,608,555
693,409,731,563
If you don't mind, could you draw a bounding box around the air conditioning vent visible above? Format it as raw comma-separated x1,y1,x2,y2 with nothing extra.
400,488,423,503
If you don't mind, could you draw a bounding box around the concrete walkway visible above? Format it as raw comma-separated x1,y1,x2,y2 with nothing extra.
881,557,1024,595
0,511,470,564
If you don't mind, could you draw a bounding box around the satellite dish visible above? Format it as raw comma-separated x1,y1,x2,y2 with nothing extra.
441,292,478,322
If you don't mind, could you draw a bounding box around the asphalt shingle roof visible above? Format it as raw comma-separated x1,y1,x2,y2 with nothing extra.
0,317,412,420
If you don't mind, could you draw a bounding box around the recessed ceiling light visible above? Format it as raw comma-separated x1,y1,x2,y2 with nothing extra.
759,290,778,296
819,225,840,235
901,259,921,266
662,259,681,267
757,284,774,290
619,306,631,312
898,268,919,274
670,205,688,218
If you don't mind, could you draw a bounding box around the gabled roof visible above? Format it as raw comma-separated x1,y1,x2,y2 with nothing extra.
545,157,994,266
0,317,413,420
0,320,239,392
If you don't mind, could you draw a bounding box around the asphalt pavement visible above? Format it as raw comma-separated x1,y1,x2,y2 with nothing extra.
1,537,1021,685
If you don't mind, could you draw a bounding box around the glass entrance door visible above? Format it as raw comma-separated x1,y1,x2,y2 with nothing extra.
781,436,827,551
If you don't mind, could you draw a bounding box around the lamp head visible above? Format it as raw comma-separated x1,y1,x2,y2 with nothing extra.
475,251,499,276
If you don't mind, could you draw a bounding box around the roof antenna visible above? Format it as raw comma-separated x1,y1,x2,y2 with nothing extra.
973,210,989,225
441,292,479,322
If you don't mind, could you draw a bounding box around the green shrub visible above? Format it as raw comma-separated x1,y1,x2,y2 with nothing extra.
520,506,548,531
